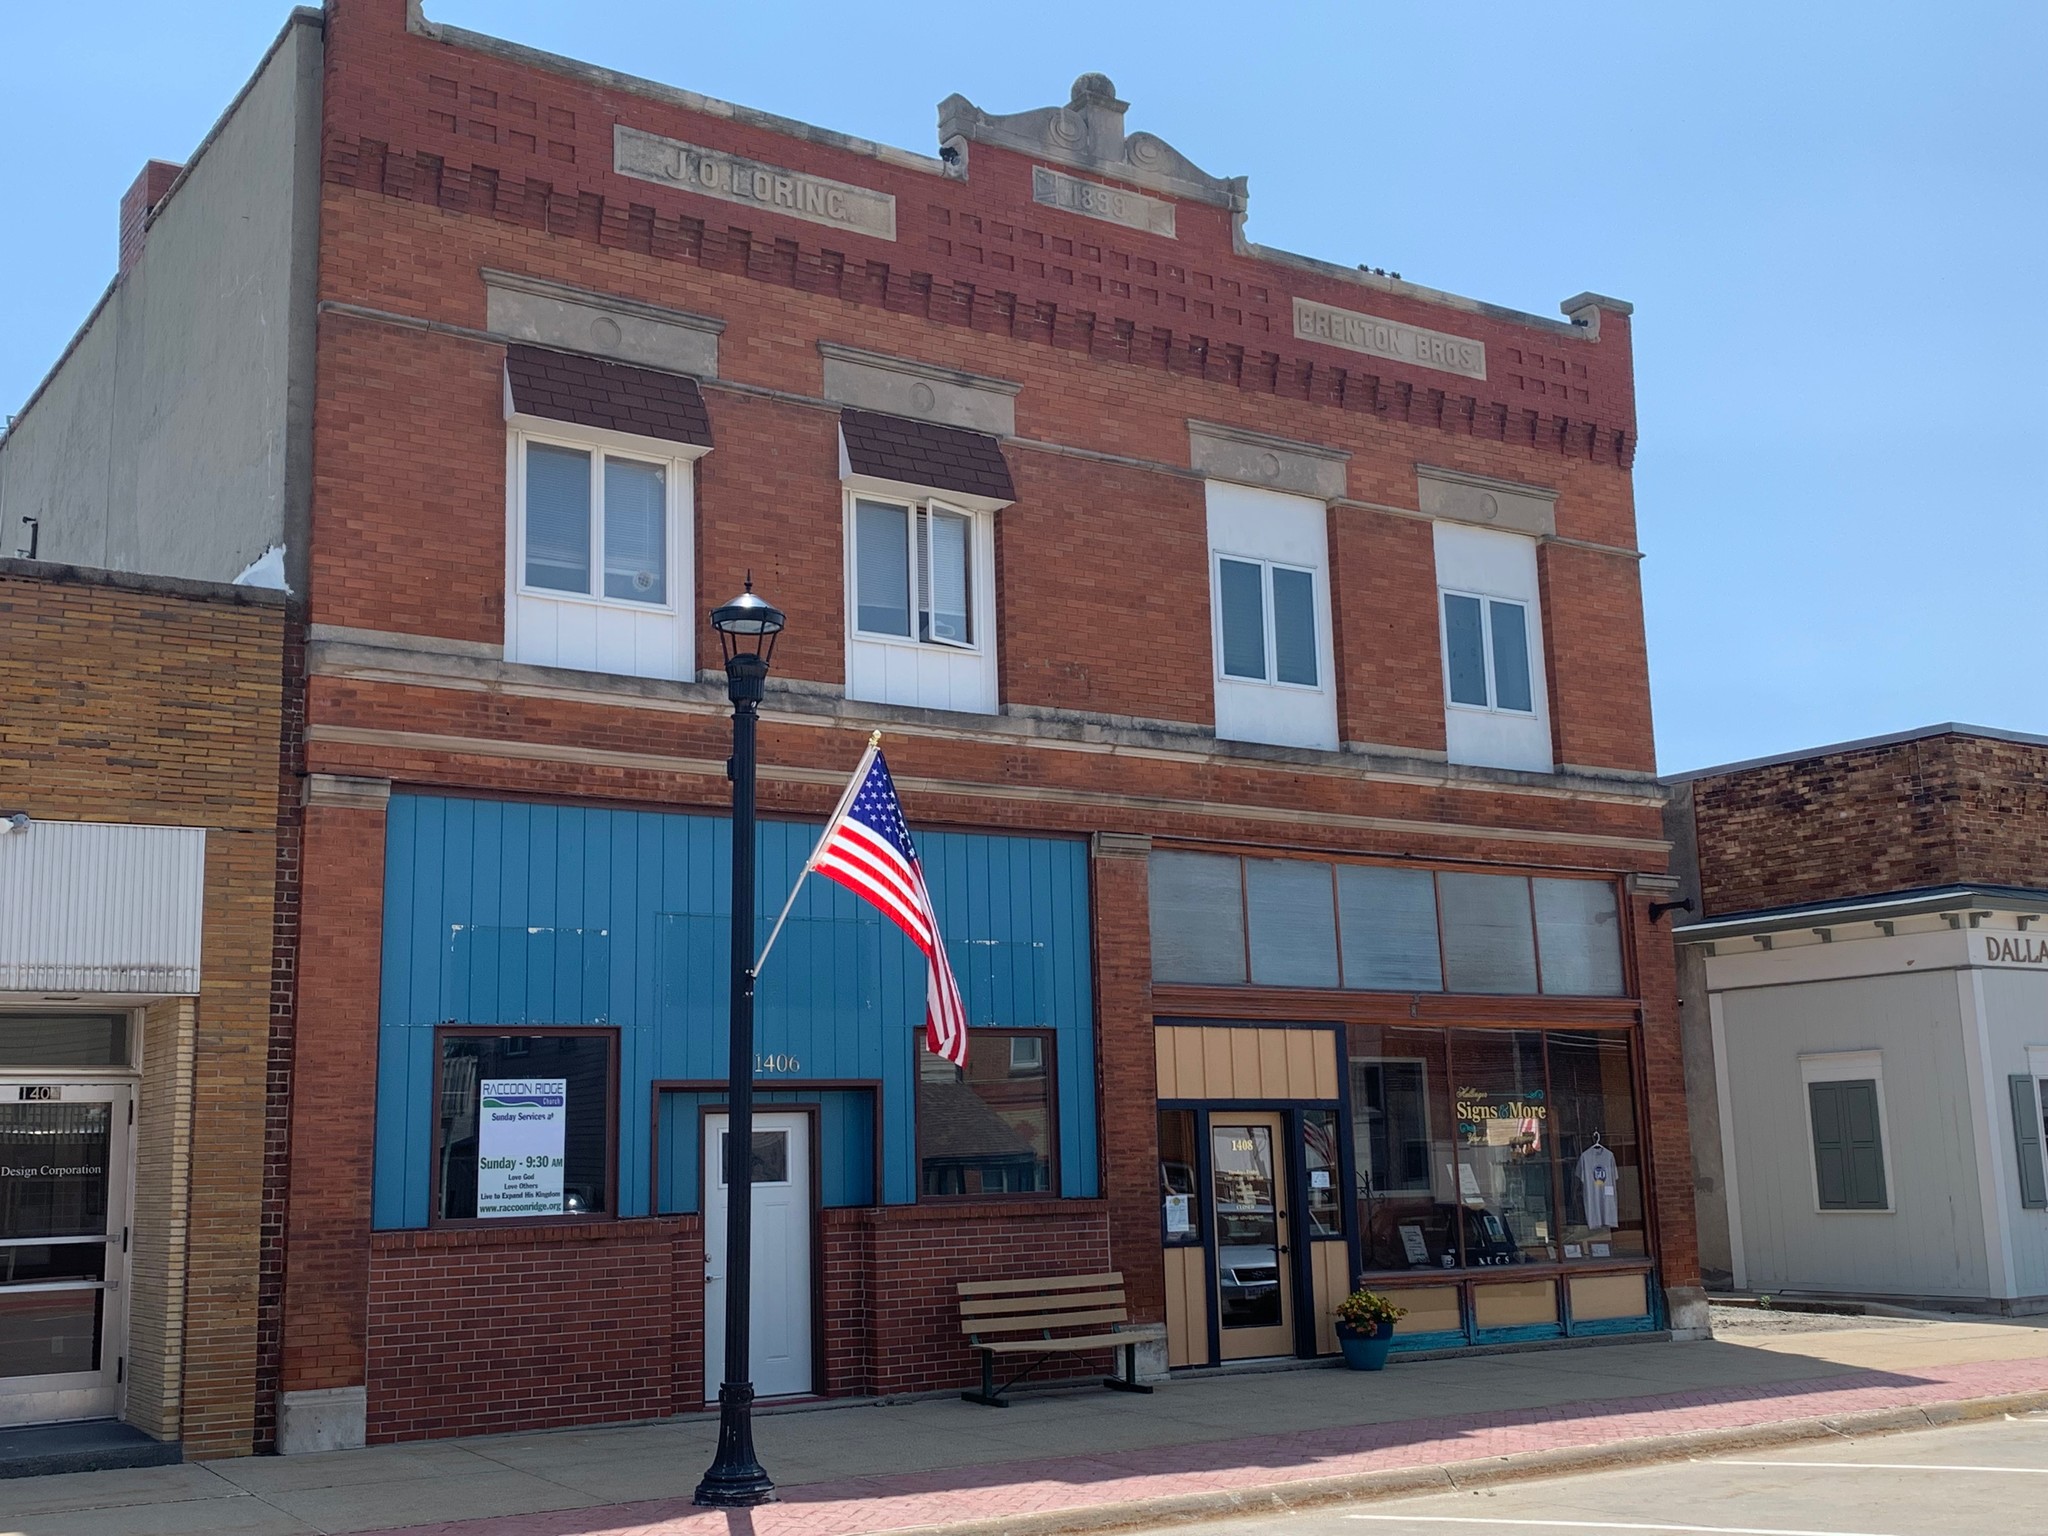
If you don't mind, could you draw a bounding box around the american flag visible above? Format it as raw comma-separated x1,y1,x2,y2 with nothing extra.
807,741,969,1066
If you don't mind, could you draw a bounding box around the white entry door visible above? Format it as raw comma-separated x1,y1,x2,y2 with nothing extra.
0,1080,132,1426
704,1111,812,1402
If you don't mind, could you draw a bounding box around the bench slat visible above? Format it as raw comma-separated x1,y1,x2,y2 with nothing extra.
956,1271,1122,1299
975,1326,1164,1355
959,1289,1126,1318
962,1306,1127,1336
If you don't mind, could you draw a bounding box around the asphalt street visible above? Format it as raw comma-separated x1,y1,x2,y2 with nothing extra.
1148,1414,2048,1536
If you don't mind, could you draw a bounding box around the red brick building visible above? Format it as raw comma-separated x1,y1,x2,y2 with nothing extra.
4,0,1698,1455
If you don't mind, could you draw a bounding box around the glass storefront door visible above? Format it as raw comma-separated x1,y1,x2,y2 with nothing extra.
1209,1113,1294,1359
0,1081,131,1425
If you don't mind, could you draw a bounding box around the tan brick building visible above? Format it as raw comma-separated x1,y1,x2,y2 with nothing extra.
0,562,286,1462
4,0,1699,1457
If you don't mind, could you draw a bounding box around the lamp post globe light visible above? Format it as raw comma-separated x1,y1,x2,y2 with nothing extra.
695,578,786,1508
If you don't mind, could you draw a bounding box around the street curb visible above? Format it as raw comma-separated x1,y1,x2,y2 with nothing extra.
886,1388,2048,1536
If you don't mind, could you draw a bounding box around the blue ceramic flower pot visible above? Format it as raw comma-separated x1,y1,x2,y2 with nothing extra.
1337,1321,1395,1370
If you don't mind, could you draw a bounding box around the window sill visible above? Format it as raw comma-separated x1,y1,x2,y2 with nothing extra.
517,585,679,617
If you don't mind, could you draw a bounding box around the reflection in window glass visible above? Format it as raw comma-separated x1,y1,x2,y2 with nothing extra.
1337,866,1443,992
717,1129,791,1186
0,1015,128,1067
0,1104,110,1240
1349,1027,1459,1271
1547,1032,1647,1259
1451,1029,1554,1265
1533,879,1624,996
525,443,592,593
1159,1109,1202,1245
1438,874,1539,994
1302,1108,1342,1237
1488,599,1532,712
436,1034,612,1221
920,507,974,644
855,499,912,636
1148,851,1246,984
1442,593,1488,706
919,1033,1052,1197
602,457,667,603
1218,558,1267,680
1244,858,1338,987
1211,1123,1282,1329
1271,566,1318,686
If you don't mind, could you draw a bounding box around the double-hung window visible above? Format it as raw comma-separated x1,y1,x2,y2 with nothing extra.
1441,590,1534,714
852,496,977,649
1216,555,1319,689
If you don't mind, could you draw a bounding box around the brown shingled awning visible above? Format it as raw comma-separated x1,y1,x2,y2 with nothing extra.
505,344,713,449
839,408,1014,503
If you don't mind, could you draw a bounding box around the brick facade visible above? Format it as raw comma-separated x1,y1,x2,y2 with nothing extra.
1687,729,2048,917
0,562,285,1456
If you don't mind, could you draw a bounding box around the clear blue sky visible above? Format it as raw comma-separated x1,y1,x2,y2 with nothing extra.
3,2,2042,773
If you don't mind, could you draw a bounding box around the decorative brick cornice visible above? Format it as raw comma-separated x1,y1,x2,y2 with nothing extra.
321,138,1635,471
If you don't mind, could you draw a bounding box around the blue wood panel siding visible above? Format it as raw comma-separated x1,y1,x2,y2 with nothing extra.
375,793,1097,1228
654,1088,878,1212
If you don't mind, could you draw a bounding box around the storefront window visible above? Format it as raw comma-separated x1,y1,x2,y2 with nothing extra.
1547,1032,1647,1259
1159,1109,1202,1244
919,1031,1053,1197
1451,1029,1554,1264
1301,1108,1343,1237
1350,1026,1461,1271
435,1032,613,1221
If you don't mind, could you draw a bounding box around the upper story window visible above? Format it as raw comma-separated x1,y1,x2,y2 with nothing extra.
1216,556,1318,689
1433,522,1551,772
522,439,673,607
502,346,712,683
1441,591,1533,713
1206,482,1336,750
839,409,1011,716
853,497,977,648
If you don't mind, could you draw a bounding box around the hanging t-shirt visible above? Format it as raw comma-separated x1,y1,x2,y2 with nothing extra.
1577,1143,1619,1229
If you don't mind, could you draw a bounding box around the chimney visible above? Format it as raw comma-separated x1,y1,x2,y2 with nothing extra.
118,160,184,278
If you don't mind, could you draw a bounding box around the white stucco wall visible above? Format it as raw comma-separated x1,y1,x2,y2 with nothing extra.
0,15,321,588
1718,966,1992,1298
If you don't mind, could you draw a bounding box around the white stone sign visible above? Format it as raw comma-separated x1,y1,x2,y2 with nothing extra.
477,1078,567,1218
1292,297,1486,380
1032,166,1176,236
614,124,897,241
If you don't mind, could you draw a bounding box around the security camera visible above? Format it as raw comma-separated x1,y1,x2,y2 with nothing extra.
0,813,30,835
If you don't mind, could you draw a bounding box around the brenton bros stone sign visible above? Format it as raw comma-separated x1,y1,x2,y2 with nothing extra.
614,124,897,241
1293,297,1486,381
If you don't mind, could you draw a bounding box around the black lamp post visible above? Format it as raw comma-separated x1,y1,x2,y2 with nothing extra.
694,578,786,1509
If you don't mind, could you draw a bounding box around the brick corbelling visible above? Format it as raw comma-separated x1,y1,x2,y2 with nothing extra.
320,149,1633,470
1690,734,2048,916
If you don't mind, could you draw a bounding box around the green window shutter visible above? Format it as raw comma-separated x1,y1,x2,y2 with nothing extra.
1810,1079,1888,1211
2012,1075,2048,1210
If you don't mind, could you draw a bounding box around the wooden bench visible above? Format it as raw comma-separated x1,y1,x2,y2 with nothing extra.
956,1271,1166,1407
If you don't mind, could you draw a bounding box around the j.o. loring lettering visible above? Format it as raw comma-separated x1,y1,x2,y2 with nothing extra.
613,124,897,241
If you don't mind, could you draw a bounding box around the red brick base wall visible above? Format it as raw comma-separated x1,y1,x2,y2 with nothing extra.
364,1201,1112,1441
367,1218,695,1442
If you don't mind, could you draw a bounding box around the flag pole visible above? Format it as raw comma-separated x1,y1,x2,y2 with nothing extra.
753,731,882,975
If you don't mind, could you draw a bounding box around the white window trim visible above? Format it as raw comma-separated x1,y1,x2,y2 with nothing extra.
1439,586,1536,717
842,488,995,658
1211,550,1327,694
1798,1049,1897,1215
507,417,704,617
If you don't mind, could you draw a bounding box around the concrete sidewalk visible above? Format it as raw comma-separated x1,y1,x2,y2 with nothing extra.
5,1313,2048,1536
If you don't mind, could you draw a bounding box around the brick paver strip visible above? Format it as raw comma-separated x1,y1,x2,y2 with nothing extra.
372,1356,2048,1536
